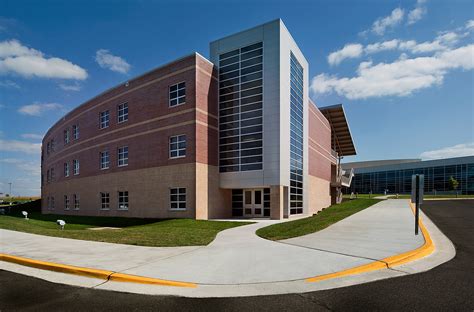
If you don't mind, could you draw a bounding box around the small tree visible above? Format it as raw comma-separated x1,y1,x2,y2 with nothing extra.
448,176,459,191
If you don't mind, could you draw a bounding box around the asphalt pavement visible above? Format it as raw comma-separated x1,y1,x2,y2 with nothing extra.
1,199,473,311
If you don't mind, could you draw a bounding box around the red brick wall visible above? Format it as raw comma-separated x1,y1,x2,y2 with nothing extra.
308,100,336,181
42,53,218,191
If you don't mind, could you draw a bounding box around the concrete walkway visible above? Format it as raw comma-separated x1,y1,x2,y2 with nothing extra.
1,199,454,297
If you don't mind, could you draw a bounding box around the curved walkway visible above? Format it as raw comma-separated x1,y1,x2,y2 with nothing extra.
0,200,455,297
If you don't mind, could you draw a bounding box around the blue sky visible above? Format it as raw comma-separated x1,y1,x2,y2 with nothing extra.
0,0,473,196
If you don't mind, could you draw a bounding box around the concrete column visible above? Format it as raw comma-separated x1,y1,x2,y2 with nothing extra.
270,185,284,220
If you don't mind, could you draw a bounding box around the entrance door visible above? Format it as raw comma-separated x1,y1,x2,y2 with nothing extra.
243,189,264,218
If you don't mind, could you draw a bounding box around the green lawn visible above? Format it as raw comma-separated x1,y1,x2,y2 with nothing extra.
0,211,251,247
256,198,382,241
342,193,385,199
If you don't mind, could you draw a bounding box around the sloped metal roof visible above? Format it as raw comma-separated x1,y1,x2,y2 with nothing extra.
319,104,357,157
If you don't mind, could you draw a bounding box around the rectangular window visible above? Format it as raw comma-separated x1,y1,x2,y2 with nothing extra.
64,162,69,177
47,142,50,155
64,195,69,210
100,151,110,169
118,146,128,166
73,194,80,210
169,82,186,107
64,129,70,144
51,139,55,152
289,52,304,215
101,192,110,210
73,125,79,140
73,159,79,175
50,196,55,210
169,135,186,158
170,188,186,210
50,168,55,181
47,169,50,183
118,191,129,210
218,42,263,173
100,110,110,129
117,103,128,123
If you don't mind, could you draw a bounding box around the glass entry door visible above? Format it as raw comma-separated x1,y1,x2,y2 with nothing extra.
243,189,264,218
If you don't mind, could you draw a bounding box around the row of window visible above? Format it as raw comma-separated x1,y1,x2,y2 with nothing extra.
64,125,80,145
45,135,186,183
45,82,186,157
46,188,187,211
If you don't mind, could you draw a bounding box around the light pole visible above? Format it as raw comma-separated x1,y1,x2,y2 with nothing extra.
8,182,12,197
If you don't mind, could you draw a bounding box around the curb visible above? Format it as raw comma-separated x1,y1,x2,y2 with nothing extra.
306,201,435,282
0,253,197,288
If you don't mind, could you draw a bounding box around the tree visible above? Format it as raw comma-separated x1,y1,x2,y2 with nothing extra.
448,176,459,191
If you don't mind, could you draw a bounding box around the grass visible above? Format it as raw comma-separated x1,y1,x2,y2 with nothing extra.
0,207,252,247
256,198,382,241
342,193,385,199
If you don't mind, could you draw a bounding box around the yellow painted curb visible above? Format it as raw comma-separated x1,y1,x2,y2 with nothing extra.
110,273,197,288
306,201,435,283
0,253,114,280
0,253,197,288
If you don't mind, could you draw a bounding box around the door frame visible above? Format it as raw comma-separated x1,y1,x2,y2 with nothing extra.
243,189,264,218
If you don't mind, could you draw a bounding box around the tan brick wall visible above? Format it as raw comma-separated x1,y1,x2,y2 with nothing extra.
308,175,332,215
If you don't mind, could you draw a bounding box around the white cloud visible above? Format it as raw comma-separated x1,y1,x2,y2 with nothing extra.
327,44,363,66
18,102,63,116
0,79,20,88
95,49,131,74
466,20,474,30
372,8,405,35
420,143,474,160
0,139,41,154
59,82,81,91
311,44,474,100
334,27,469,65
365,39,400,54
407,1,427,26
0,40,87,80
0,158,41,176
21,133,43,140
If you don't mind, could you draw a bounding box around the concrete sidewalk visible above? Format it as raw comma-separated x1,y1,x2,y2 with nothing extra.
1,199,454,297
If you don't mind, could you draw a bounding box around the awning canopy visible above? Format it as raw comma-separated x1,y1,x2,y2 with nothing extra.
319,104,356,157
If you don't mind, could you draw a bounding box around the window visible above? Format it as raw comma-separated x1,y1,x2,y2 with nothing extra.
73,125,79,140
47,142,50,155
118,191,129,210
118,146,128,166
289,52,304,215
50,168,55,181
169,135,186,158
218,42,263,173
169,82,186,107
101,192,110,210
100,151,110,169
50,196,55,210
170,188,186,210
47,169,50,183
51,139,55,152
117,103,128,123
73,159,79,175
64,129,70,144
100,110,110,129
64,162,69,177
73,194,80,210
64,195,69,210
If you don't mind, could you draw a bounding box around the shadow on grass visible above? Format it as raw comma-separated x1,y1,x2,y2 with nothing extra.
4,200,167,228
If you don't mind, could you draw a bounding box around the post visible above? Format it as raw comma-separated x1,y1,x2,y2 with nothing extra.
415,175,419,235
